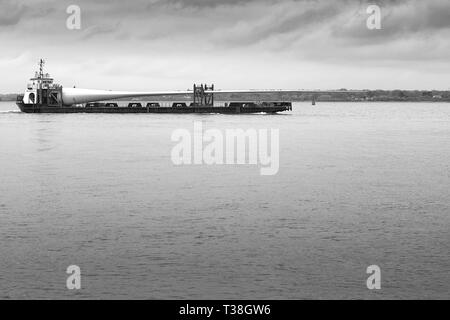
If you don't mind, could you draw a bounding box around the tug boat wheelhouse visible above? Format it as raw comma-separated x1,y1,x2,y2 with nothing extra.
16,60,64,113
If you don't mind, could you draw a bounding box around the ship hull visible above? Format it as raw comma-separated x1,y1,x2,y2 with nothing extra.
16,102,290,114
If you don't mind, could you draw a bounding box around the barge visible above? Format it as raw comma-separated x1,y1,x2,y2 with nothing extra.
16,60,292,114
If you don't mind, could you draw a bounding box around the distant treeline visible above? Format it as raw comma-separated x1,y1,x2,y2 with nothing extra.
2,90,450,102
0,94,18,101
128,90,450,102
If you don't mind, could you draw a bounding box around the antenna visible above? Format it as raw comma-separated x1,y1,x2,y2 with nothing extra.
38,59,45,78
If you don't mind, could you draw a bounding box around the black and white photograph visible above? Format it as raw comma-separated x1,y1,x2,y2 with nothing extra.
0,0,449,306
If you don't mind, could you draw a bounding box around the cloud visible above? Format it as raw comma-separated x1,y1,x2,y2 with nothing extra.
0,0,26,26
82,22,122,40
5,0,450,45
333,0,450,43
1,0,450,91
209,1,342,46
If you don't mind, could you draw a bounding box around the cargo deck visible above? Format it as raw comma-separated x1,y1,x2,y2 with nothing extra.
17,99,292,114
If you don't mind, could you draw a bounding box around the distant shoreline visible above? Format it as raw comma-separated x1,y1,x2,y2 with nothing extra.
2,90,450,103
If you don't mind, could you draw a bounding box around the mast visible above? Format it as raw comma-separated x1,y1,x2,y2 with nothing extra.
38,59,45,79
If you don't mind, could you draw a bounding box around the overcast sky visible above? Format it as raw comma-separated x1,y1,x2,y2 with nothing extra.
1,0,450,92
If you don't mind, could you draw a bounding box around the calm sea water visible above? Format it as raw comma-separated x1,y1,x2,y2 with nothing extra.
0,101,449,299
